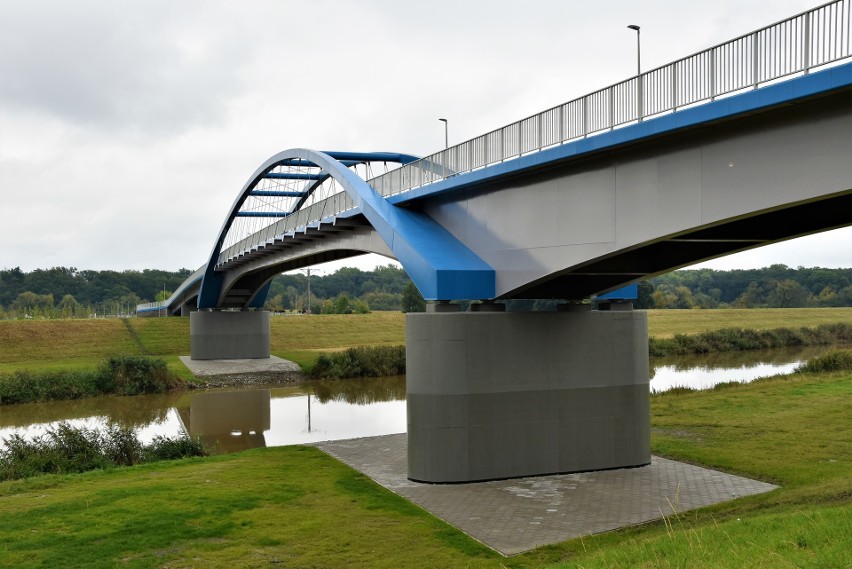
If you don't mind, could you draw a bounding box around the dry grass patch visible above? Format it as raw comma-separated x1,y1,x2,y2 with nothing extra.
647,307,852,338
0,319,137,364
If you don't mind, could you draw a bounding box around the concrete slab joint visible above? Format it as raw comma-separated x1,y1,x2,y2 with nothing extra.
190,310,271,360
406,310,650,483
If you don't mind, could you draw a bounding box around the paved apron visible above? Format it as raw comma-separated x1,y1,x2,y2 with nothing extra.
314,433,777,555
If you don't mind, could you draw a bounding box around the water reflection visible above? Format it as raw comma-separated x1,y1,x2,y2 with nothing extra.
649,345,835,392
310,375,406,404
177,390,271,453
0,391,184,431
0,376,408,455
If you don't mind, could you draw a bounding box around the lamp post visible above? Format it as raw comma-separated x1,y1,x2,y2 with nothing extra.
627,24,642,121
300,268,324,314
438,118,448,149
627,25,641,76
306,268,312,314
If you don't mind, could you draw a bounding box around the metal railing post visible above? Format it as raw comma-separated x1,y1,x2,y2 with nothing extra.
608,88,614,130
710,49,717,100
672,64,678,111
753,32,760,87
803,11,811,74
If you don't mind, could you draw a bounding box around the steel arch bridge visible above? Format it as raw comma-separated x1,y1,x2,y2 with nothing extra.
141,149,497,317
141,0,852,318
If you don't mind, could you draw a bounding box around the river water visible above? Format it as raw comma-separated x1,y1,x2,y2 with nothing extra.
0,345,836,454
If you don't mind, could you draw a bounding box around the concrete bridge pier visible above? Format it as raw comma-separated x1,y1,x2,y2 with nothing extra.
406,309,650,483
190,310,271,360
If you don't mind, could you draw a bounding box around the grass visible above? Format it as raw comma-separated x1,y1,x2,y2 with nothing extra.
1,309,850,374
645,307,852,338
0,369,848,567
0,447,500,568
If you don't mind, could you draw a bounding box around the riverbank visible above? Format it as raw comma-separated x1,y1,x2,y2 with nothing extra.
0,368,848,567
1,308,851,394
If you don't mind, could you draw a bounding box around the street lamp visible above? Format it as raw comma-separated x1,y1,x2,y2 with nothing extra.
627,25,642,121
627,25,641,76
438,118,448,149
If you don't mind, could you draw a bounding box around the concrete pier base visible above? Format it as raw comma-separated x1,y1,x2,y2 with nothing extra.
190,310,270,360
406,310,650,483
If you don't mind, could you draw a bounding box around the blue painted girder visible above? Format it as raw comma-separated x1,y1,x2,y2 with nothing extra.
286,149,494,301
198,149,494,307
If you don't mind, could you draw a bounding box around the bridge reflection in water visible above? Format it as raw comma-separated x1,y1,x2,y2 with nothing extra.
173,376,408,453
177,390,272,453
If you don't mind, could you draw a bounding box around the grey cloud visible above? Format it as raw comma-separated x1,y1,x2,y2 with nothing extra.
0,1,252,136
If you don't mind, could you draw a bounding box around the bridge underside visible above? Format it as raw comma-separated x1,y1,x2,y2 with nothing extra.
506,190,852,299
419,86,852,301
215,217,392,309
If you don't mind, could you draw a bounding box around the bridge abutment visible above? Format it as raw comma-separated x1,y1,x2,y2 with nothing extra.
406,310,650,483
190,310,270,360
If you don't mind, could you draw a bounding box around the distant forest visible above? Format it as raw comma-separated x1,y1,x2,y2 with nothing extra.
0,264,850,319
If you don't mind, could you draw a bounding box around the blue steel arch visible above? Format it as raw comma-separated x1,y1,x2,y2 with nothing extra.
197,149,495,308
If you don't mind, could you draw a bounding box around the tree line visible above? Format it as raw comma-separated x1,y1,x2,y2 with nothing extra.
640,265,852,309
0,263,849,319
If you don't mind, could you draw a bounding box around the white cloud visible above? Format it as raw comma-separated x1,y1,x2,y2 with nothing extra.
0,0,847,274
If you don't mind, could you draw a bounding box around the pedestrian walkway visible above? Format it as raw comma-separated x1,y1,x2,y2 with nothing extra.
314,433,777,555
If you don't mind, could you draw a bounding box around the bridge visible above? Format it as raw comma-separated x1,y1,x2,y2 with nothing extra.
139,1,852,483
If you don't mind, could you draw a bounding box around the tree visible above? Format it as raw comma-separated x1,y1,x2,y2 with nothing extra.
401,282,426,313
333,292,353,314
264,293,284,312
59,294,80,318
767,279,809,308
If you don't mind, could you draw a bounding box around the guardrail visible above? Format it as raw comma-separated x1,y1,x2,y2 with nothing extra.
368,0,850,198
218,0,850,267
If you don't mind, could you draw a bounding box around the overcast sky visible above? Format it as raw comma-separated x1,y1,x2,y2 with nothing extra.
1,0,849,275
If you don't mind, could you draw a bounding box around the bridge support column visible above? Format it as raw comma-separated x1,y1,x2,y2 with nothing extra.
190,310,270,360
406,310,649,483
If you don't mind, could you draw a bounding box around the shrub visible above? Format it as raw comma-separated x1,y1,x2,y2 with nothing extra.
0,370,101,405
649,324,852,357
97,355,180,395
143,435,206,462
0,423,206,481
795,349,852,374
0,355,185,405
310,345,406,379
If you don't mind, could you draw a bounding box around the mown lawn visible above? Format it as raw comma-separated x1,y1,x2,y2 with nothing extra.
1,369,849,567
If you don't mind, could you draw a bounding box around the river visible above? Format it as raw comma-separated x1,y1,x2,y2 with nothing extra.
0,345,836,454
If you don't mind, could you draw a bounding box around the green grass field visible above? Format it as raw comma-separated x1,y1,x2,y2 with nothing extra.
0,369,848,567
2,308,850,375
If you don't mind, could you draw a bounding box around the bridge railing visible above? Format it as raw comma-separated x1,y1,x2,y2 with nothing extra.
218,189,356,265
217,0,849,267
368,0,850,198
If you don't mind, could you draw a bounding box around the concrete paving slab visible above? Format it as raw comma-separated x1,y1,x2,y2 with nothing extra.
179,355,300,376
178,355,304,387
314,433,778,556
